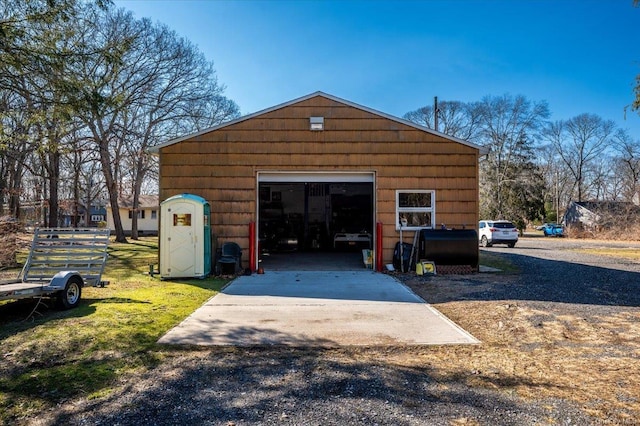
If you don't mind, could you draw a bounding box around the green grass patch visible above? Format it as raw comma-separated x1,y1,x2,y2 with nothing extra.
479,250,519,273
0,237,228,423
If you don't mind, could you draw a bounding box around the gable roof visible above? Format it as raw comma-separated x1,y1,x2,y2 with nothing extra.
114,194,159,209
149,91,487,154
572,200,640,215
563,200,640,226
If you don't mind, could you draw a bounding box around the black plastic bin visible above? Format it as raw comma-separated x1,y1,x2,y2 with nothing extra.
419,229,478,270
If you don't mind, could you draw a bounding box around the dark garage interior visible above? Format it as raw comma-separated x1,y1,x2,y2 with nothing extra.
258,182,373,255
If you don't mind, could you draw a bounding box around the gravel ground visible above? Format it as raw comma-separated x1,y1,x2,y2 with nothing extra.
37,237,640,426
46,349,591,426
472,237,640,307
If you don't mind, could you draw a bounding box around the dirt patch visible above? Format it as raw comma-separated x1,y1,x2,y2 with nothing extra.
400,272,640,424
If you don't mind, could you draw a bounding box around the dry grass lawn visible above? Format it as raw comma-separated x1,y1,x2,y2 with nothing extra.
401,273,640,424
576,247,640,261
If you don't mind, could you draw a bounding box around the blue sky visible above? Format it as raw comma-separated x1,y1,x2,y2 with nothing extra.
115,0,640,138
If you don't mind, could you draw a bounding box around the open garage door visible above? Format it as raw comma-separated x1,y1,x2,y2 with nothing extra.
257,172,375,269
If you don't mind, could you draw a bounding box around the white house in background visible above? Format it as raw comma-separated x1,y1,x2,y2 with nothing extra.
562,200,640,230
106,194,159,235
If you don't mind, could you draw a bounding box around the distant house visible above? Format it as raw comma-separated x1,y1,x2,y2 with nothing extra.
106,194,159,236
87,205,108,226
60,204,107,228
563,200,640,230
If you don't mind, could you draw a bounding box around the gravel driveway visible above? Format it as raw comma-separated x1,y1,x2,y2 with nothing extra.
42,237,640,425
456,237,640,307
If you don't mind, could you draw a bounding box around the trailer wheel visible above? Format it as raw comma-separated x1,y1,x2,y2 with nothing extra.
56,276,83,309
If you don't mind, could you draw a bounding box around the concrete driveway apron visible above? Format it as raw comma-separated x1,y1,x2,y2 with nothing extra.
158,271,479,346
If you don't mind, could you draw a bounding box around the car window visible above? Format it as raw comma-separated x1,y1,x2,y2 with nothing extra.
494,222,515,229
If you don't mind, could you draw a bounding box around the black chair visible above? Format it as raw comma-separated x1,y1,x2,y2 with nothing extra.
216,242,242,275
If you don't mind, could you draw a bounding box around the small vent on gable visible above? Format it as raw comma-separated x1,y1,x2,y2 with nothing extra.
309,116,324,131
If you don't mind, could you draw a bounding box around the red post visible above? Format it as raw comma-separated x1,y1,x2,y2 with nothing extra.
249,221,256,272
376,222,383,272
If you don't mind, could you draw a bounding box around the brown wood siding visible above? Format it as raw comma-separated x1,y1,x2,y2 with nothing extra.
159,95,480,268
170,136,472,152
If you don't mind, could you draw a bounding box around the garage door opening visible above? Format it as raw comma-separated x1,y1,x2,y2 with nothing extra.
259,182,373,252
258,178,374,269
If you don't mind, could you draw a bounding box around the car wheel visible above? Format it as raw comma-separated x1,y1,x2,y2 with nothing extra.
508,242,516,248
480,235,489,247
56,276,83,310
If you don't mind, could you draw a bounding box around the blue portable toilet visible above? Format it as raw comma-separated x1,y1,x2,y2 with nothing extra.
160,194,211,279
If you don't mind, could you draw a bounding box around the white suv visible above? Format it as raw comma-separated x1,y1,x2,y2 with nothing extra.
479,220,518,248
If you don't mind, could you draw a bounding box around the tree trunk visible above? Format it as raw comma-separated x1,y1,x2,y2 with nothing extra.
6,145,28,219
0,174,5,216
47,150,60,227
8,165,22,219
98,139,127,242
107,185,126,242
130,154,148,241
72,149,81,227
130,199,139,240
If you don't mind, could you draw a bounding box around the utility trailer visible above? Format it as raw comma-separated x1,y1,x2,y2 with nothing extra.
0,228,110,309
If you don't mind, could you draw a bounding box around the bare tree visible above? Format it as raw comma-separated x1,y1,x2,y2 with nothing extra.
588,154,617,201
545,113,616,202
477,94,550,221
2,1,239,237
403,100,483,141
64,7,141,241
537,144,573,222
61,125,105,227
69,7,239,242
114,20,239,239
404,94,549,223
612,129,640,202
0,91,34,218
0,0,109,225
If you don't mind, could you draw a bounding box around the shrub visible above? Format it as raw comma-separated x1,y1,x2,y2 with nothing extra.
0,218,25,269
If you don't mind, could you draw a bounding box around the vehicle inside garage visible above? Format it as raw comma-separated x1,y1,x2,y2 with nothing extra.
258,182,373,255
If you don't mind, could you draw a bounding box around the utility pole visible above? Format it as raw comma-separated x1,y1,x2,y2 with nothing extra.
556,169,560,223
433,96,439,132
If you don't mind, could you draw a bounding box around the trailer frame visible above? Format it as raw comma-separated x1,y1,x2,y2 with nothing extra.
0,228,110,309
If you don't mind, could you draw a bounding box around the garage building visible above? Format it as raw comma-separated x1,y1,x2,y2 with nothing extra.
151,92,484,271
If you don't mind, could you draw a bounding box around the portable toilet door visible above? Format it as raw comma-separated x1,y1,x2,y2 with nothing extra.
160,194,211,279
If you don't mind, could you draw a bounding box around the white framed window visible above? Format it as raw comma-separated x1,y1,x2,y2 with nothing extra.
395,190,435,230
